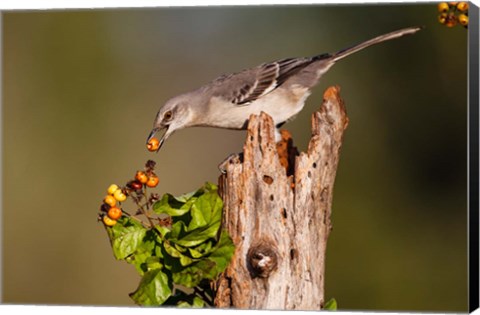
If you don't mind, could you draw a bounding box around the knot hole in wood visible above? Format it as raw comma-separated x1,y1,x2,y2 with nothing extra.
246,241,278,279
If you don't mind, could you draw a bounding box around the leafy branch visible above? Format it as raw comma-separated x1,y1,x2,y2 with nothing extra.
98,160,235,307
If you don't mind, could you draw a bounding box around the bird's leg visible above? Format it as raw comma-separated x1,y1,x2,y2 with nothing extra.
274,128,283,143
275,123,286,143
218,152,244,174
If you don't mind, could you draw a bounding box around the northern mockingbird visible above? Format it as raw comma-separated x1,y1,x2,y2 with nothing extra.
147,26,421,150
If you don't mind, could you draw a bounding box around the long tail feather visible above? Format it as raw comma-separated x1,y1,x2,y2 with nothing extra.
330,26,423,62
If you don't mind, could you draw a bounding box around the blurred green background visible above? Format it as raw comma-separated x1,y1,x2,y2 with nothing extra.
2,3,468,312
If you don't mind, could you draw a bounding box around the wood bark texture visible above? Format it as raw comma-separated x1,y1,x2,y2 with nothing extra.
215,86,349,310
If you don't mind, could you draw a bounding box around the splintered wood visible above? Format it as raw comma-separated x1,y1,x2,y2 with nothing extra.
215,86,349,310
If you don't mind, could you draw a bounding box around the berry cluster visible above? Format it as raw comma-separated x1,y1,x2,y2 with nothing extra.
438,2,469,28
99,160,160,227
100,184,126,226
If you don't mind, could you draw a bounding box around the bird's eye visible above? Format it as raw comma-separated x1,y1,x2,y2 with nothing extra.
163,111,173,121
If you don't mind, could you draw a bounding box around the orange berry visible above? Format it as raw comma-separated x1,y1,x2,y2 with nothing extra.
113,189,127,202
437,2,449,12
458,13,468,25
136,171,148,184
107,207,122,220
147,137,161,152
104,195,116,207
103,215,117,226
457,2,468,11
146,176,159,188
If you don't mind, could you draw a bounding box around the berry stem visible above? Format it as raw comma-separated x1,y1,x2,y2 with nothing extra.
136,189,155,228
122,211,149,228
139,207,155,228
142,186,151,210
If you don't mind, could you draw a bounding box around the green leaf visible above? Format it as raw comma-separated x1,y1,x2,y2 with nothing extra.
188,246,206,259
155,226,170,239
154,243,163,258
163,290,206,307
179,255,194,267
124,230,160,274
188,241,214,258
144,256,163,271
130,269,172,306
169,221,187,240
324,298,337,311
188,204,208,230
112,225,147,260
153,194,190,217
192,187,223,226
172,259,217,288
163,241,182,258
173,190,198,203
125,243,153,275
174,243,188,253
172,231,234,288
177,296,205,308
163,241,195,267
106,216,143,240
173,221,221,247
154,183,220,218
208,231,235,269
202,182,218,194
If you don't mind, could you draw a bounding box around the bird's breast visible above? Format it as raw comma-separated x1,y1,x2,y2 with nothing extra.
206,85,310,129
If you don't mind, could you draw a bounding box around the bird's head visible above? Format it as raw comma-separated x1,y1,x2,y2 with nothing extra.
146,93,194,151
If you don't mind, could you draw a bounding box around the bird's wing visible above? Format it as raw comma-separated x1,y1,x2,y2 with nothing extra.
211,57,315,106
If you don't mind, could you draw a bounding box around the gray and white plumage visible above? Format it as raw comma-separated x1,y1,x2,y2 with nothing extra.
147,26,422,150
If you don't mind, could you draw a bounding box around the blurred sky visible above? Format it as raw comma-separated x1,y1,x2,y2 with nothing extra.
1,3,469,312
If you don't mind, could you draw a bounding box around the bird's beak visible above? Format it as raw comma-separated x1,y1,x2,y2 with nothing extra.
147,126,169,152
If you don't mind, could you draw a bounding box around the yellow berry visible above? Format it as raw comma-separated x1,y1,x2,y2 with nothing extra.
104,195,116,207
458,13,468,25
113,189,127,202
438,13,448,24
437,2,449,12
457,2,468,11
107,184,119,195
103,215,117,226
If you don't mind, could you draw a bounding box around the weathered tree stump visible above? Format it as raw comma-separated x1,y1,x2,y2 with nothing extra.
215,86,349,310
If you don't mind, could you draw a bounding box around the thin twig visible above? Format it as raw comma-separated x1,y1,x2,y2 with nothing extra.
194,286,213,305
